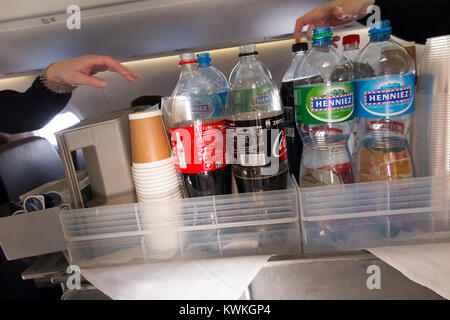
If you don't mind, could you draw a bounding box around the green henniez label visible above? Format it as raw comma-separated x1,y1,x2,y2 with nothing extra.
294,82,354,124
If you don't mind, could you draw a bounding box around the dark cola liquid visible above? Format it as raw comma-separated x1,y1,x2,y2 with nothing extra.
181,165,232,198
280,80,302,182
234,165,288,193
231,113,289,193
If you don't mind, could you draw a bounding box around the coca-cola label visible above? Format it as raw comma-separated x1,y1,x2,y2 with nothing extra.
230,114,287,167
170,120,227,174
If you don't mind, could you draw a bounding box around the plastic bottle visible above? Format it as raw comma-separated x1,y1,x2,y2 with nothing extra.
229,51,273,86
294,27,355,244
197,53,230,108
169,53,231,198
228,44,288,193
341,34,364,168
280,42,308,182
354,20,415,184
354,20,416,238
294,27,354,189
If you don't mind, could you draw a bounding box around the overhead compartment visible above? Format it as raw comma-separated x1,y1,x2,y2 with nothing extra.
0,0,327,75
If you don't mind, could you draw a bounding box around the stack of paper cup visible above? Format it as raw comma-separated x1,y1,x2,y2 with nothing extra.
128,109,182,259
129,109,182,201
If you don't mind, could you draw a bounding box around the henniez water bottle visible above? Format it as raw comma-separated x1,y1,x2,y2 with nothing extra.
281,42,308,182
229,49,273,85
169,53,232,198
197,53,230,108
354,21,415,239
294,27,354,189
228,44,288,193
354,20,415,183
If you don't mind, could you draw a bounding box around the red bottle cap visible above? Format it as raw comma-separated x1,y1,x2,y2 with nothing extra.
342,34,360,45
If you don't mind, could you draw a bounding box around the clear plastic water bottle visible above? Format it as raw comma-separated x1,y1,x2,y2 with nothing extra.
197,53,230,108
281,42,308,182
169,53,232,198
229,50,273,85
294,27,354,189
228,44,288,193
354,20,416,239
354,20,415,184
294,27,355,244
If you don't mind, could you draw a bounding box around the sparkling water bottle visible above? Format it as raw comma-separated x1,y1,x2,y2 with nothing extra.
228,44,288,193
294,27,355,244
197,52,230,108
281,42,308,182
170,53,232,198
294,27,354,188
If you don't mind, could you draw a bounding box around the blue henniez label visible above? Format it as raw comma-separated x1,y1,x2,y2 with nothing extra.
354,73,415,118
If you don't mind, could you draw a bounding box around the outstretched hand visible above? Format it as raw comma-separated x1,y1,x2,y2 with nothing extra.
46,55,139,88
294,0,375,42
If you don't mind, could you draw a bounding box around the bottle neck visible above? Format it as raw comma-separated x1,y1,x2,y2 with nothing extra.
370,31,391,42
180,63,198,72
239,54,258,64
312,37,331,48
198,62,211,68
344,43,359,51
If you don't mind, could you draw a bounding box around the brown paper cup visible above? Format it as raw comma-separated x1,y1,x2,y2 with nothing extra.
129,110,171,164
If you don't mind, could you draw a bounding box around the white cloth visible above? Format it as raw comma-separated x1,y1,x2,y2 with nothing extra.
81,255,270,300
368,243,450,299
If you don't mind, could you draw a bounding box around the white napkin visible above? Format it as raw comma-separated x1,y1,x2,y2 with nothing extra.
368,243,450,299
81,255,271,300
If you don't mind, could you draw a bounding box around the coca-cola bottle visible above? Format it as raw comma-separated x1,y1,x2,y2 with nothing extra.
170,53,231,197
228,44,288,193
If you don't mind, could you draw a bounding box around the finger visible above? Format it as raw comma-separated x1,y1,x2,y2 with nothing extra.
306,23,316,40
294,8,325,42
108,61,140,82
73,72,107,88
84,55,139,82
294,20,304,43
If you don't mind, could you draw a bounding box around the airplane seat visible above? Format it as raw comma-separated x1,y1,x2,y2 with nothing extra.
0,136,65,205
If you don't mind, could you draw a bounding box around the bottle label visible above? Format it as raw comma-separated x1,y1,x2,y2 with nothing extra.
230,114,287,167
295,82,354,124
170,120,227,174
227,87,277,114
355,73,415,118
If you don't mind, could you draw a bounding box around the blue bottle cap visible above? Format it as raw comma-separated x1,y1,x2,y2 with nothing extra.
197,53,212,67
369,20,392,35
312,26,333,39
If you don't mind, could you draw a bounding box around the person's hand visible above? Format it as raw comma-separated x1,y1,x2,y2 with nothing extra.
46,55,139,88
294,0,375,42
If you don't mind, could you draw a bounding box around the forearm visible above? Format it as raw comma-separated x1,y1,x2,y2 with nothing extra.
0,77,71,134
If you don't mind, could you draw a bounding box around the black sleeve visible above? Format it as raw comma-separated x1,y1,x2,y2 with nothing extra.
358,0,450,44
0,77,72,134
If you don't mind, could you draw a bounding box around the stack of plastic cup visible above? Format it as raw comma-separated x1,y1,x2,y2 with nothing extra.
128,109,182,259
412,35,450,177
